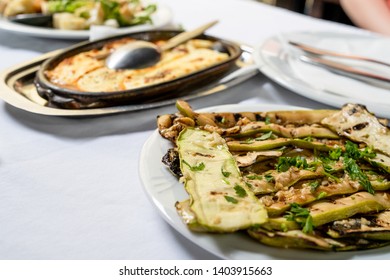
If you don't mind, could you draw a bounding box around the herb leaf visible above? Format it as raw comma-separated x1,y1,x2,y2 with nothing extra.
182,160,205,172
264,173,274,182
316,191,327,200
255,131,273,141
302,215,314,234
246,174,263,180
309,180,320,192
284,203,314,234
224,195,238,204
234,184,247,197
343,157,374,194
276,156,316,172
345,141,376,160
329,147,342,160
221,168,231,178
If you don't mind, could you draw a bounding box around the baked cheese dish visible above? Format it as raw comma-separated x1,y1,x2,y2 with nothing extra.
45,38,230,92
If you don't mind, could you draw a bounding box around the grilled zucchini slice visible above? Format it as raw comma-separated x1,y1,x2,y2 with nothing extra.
177,128,268,232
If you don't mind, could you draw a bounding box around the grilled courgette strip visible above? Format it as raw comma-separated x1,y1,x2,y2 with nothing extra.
262,175,390,217
177,128,268,232
322,103,390,157
232,123,339,139
176,100,337,126
248,228,390,251
227,138,338,152
327,211,390,240
263,192,390,231
248,228,346,250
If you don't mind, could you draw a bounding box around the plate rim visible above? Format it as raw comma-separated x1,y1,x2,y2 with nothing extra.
253,31,390,119
139,103,390,260
0,3,173,40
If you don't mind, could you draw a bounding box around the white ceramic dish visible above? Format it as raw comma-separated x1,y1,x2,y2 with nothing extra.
254,31,390,119
0,4,172,40
139,103,390,260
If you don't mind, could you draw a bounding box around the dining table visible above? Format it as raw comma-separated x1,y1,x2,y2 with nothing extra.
0,0,384,260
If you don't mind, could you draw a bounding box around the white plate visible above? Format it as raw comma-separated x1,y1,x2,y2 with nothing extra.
0,4,172,40
139,103,390,260
254,31,390,119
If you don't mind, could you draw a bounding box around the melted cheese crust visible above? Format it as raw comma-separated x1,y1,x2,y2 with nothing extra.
45,38,230,92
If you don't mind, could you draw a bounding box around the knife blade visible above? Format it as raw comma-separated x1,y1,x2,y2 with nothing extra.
289,41,390,68
299,54,390,90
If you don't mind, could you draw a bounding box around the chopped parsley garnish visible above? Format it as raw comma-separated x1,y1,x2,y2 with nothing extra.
325,141,376,194
345,141,361,159
316,191,327,200
276,156,316,172
302,136,314,142
255,131,274,141
302,215,314,234
224,195,238,204
246,174,263,180
320,143,376,188
284,203,314,234
309,180,320,192
329,147,342,160
234,184,247,197
182,160,205,172
343,157,374,194
323,170,340,182
264,173,274,182
345,141,376,160
360,146,376,159
264,116,271,125
221,168,231,178
241,138,254,144
222,178,230,185
323,164,335,173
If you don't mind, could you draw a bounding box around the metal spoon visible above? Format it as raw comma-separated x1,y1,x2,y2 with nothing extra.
106,20,219,70
8,13,53,27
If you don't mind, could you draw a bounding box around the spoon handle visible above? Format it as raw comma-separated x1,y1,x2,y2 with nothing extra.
160,20,219,52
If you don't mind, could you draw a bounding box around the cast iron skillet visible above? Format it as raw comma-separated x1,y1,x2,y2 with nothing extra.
35,30,242,109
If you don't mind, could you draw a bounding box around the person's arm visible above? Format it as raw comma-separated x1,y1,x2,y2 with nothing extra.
340,0,390,36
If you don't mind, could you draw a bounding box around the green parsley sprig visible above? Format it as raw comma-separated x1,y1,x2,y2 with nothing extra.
182,160,205,172
284,203,314,234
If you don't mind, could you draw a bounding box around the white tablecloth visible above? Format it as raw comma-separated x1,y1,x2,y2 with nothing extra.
0,0,367,260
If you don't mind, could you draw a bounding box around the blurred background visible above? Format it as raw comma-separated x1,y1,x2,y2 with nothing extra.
258,0,354,26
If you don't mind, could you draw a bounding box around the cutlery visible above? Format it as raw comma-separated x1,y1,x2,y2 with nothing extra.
299,54,390,89
8,13,53,27
289,41,390,68
106,20,218,70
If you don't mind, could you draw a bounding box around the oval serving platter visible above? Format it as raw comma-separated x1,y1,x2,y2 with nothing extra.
0,37,256,116
34,30,242,109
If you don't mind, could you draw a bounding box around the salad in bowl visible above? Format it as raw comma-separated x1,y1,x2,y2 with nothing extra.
0,0,157,30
